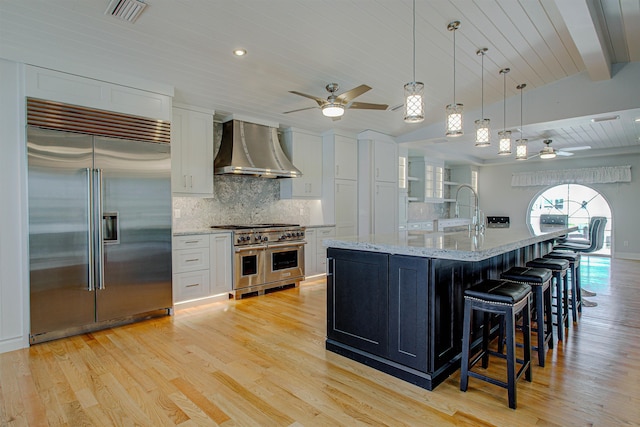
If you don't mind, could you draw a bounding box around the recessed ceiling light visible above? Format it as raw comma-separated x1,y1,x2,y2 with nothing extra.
233,49,247,57
591,115,619,123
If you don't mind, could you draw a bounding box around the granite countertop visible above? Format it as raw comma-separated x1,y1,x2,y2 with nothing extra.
323,226,575,262
173,228,233,236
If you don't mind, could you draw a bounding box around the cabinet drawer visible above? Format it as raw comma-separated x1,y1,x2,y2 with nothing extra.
174,235,209,250
173,270,210,302
173,247,210,273
316,228,335,254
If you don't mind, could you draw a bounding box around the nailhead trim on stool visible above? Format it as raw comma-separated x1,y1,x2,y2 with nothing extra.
526,257,569,341
460,279,532,409
501,266,553,367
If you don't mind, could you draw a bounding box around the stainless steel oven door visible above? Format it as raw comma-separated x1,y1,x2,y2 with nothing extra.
234,245,265,289
264,242,305,284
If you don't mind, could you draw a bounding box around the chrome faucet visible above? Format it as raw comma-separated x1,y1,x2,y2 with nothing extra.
455,184,484,234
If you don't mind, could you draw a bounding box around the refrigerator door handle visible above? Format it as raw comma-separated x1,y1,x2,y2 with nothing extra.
86,168,95,292
95,168,106,290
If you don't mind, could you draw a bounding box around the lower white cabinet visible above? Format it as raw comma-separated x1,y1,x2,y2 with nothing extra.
304,226,335,277
173,233,232,305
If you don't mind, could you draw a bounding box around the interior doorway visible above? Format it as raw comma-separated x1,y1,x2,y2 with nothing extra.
527,184,612,256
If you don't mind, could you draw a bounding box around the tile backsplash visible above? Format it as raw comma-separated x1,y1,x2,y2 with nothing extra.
173,175,323,231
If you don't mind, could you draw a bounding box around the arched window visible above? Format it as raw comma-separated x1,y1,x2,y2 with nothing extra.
527,184,612,256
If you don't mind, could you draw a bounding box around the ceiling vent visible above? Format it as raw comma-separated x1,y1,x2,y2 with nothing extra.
104,0,147,23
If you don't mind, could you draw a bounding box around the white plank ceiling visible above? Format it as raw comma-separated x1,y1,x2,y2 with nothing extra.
1,0,639,164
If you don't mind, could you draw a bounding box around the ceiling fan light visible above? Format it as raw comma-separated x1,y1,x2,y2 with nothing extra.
445,103,463,136
322,104,344,118
540,148,556,159
404,82,425,123
475,118,490,147
515,138,527,160
498,130,512,155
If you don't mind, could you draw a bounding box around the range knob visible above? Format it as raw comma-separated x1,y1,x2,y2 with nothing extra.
262,236,268,242
255,235,261,241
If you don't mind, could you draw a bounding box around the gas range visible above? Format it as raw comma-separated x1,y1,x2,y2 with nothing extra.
210,224,305,246
210,223,306,298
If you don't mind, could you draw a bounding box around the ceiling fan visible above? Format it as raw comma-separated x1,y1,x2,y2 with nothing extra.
284,83,388,120
537,139,591,159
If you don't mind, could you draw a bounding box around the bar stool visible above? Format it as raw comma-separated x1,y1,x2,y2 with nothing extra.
526,258,570,341
460,279,532,409
501,266,553,367
544,250,581,322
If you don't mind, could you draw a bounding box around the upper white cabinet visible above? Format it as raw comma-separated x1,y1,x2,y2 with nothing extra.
280,128,322,199
25,65,172,121
333,135,358,180
408,157,444,202
171,105,214,197
373,138,397,183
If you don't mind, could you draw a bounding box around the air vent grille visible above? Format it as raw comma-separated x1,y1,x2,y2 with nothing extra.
27,98,171,144
105,0,147,23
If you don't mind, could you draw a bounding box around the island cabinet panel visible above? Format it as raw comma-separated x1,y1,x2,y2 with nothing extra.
327,248,389,357
388,255,429,371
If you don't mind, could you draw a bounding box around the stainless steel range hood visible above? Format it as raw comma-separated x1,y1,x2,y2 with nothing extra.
214,120,302,178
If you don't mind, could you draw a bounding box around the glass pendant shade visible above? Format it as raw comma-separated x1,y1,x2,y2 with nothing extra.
515,138,527,160
404,82,425,123
475,119,490,147
498,130,512,155
445,103,463,136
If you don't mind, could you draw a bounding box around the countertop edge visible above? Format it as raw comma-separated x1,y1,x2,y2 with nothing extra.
323,227,575,262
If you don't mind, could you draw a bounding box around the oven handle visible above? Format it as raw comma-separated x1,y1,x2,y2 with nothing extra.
266,241,306,249
234,245,266,253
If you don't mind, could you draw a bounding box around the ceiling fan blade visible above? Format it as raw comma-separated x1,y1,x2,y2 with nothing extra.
557,150,574,156
561,145,591,152
282,106,319,114
335,84,372,104
289,91,326,106
349,102,389,110
389,103,404,112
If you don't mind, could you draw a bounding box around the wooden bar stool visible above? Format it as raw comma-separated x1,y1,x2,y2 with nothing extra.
460,279,532,409
501,266,553,367
526,258,570,341
544,250,581,322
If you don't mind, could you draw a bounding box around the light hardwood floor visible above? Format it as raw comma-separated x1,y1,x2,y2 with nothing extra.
1,256,639,426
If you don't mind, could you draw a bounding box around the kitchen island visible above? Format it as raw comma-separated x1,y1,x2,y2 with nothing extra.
323,226,572,390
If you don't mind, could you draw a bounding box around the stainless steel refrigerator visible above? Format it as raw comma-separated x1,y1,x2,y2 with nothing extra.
28,126,172,344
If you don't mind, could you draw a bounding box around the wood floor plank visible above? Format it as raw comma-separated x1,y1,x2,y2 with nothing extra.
1,256,639,426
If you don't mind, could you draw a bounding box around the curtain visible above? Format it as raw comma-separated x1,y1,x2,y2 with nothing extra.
511,165,631,187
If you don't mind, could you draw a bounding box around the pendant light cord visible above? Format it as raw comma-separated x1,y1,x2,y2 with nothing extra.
503,71,506,132
412,0,416,82
481,52,484,118
453,26,456,103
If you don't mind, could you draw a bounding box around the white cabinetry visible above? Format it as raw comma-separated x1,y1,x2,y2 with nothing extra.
171,105,214,196
323,131,358,237
210,233,233,295
408,157,444,202
280,128,322,198
25,65,172,121
357,131,398,236
304,226,335,277
304,228,317,275
172,233,232,306
173,235,211,302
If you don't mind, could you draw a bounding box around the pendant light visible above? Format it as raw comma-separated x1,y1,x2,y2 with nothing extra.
515,83,528,160
474,48,490,147
497,67,511,155
445,21,463,136
404,0,424,123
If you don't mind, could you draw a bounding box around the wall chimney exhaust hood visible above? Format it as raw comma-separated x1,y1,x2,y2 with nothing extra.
214,120,302,178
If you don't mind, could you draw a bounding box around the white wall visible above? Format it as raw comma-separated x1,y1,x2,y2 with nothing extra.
479,153,640,260
0,58,29,352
